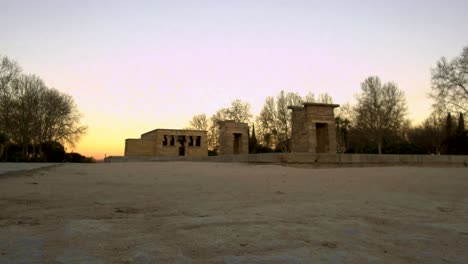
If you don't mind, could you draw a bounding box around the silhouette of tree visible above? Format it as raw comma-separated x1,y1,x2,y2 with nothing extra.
223,99,252,123
430,45,468,114
0,132,7,160
258,91,301,152
335,116,350,153
354,76,408,154
249,124,258,153
257,90,335,152
317,93,334,104
454,113,468,154
0,55,21,158
188,99,253,152
444,113,454,154
407,112,445,154
187,114,208,130
456,112,465,135
0,55,87,160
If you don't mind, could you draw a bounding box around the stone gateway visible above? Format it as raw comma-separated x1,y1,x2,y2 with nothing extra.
218,121,249,155
288,103,340,154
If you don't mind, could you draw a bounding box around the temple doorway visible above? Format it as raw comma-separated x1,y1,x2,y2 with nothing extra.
316,123,329,153
233,133,242,154
177,136,186,156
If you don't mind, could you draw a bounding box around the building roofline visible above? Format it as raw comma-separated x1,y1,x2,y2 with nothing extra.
303,102,340,107
217,120,249,125
288,103,340,110
141,128,207,137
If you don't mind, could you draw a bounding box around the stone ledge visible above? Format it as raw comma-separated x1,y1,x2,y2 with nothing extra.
105,153,468,165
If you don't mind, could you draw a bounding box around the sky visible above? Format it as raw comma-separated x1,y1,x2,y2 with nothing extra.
1,0,467,159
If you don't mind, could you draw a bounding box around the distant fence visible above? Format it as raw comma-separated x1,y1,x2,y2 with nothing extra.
105,153,468,165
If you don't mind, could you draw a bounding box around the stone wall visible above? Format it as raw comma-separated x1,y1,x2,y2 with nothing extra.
218,121,249,155
124,139,155,156
107,152,468,166
290,108,308,152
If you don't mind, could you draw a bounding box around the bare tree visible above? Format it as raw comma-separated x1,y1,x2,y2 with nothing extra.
334,103,355,153
257,91,306,151
354,76,408,154
317,93,334,104
257,90,337,152
207,109,226,151
304,92,334,104
0,55,22,140
304,91,315,103
257,96,277,148
10,74,45,156
223,99,252,123
408,111,445,154
39,88,87,149
276,91,291,148
0,56,21,91
186,114,209,130
0,55,87,160
430,45,468,114
335,102,355,123
199,99,253,152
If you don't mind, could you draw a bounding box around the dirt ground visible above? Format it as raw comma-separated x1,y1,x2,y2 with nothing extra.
0,162,467,263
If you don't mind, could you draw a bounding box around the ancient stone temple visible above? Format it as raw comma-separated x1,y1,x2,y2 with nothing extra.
288,103,340,154
218,121,249,155
125,129,207,157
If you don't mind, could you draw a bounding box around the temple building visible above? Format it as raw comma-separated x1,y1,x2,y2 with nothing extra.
125,129,207,157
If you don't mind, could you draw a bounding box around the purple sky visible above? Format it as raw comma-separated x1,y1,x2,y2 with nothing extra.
1,0,467,158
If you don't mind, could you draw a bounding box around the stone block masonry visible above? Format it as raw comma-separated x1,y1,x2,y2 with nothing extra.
125,129,207,157
289,103,340,154
105,152,468,166
218,121,249,155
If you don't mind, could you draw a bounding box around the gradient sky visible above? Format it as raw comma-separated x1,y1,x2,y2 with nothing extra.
1,0,467,159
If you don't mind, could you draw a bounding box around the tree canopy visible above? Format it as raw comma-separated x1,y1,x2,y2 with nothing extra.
187,114,209,131
354,76,408,154
430,45,468,114
0,55,87,161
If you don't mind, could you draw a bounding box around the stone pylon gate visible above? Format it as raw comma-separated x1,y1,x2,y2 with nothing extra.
288,103,339,154
218,121,249,155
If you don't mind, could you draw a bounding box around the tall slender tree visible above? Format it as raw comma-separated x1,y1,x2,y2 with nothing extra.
457,113,465,134
354,76,408,154
455,113,467,154
444,113,455,154
249,124,258,153
0,56,21,143
258,91,304,152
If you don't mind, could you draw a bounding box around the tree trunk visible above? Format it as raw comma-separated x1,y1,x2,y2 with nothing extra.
22,143,28,160
39,143,44,161
377,142,382,154
0,144,4,161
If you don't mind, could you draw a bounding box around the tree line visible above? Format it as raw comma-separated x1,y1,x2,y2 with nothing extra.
187,44,468,155
0,55,91,162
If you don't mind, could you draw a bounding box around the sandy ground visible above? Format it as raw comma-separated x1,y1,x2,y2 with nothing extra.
0,163,58,176
0,162,467,264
